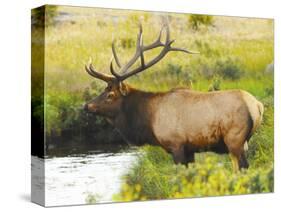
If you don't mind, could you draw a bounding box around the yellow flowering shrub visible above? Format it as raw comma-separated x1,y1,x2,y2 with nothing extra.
113,146,273,202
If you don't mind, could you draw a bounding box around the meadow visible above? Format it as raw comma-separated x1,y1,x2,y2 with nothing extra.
32,6,274,201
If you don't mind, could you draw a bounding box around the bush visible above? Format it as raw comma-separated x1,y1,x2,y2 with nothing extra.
44,92,85,134
208,75,222,91
248,97,274,167
215,57,244,80
113,146,273,202
189,15,214,30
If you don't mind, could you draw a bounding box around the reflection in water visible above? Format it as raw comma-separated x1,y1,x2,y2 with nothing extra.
32,150,137,206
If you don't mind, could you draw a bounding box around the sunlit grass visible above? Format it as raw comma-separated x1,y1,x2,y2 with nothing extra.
33,6,273,95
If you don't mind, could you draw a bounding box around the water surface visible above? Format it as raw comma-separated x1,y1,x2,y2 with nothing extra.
32,149,137,206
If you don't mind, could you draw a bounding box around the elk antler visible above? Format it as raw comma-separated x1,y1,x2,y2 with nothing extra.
110,23,198,81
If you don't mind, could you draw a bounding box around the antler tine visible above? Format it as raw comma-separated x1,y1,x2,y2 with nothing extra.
142,25,165,51
85,64,95,77
110,57,122,79
117,23,144,74
163,24,177,48
165,23,170,45
112,41,121,68
140,38,145,68
169,47,200,54
85,63,114,82
136,23,143,52
165,23,199,54
137,24,145,68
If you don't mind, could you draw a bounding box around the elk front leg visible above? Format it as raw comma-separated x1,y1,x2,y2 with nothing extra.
171,145,186,164
184,146,195,164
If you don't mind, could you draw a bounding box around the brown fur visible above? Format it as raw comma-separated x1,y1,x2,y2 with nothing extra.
85,82,263,170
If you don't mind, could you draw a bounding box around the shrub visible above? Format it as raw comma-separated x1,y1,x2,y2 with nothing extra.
153,63,193,88
208,75,222,91
215,57,244,80
247,97,274,167
113,146,273,202
199,64,215,79
188,15,214,30
45,92,83,135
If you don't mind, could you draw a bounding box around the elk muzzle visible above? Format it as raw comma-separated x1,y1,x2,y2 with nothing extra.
84,103,98,113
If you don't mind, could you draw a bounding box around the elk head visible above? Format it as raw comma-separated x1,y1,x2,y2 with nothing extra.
84,23,197,118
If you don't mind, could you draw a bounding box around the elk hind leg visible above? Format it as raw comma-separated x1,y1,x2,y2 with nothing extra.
229,153,239,173
229,149,249,172
225,128,250,172
238,151,249,169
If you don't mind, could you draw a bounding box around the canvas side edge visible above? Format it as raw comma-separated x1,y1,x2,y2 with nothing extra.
31,5,46,207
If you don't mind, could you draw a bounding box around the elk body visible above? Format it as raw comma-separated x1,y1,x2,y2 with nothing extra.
84,24,264,171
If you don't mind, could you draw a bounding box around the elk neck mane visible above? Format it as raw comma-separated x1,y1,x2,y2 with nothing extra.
113,85,162,146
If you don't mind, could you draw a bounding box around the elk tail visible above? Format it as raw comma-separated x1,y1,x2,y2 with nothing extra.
252,101,264,134
244,142,249,152
244,101,263,152
247,100,264,142
241,90,264,145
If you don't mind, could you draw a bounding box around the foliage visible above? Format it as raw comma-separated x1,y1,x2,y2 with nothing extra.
45,92,82,135
31,96,44,127
208,75,221,91
112,145,273,202
188,15,214,30
215,57,244,80
248,96,274,167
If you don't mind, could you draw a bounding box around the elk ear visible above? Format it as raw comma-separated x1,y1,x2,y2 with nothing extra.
119,82,129,96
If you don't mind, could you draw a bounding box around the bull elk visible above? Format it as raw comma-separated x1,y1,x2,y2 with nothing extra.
84,24,264,172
